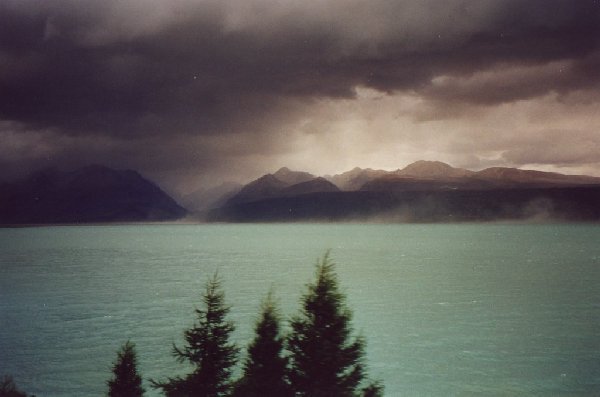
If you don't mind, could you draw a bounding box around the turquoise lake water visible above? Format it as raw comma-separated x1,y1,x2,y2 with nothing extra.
1,224,599,396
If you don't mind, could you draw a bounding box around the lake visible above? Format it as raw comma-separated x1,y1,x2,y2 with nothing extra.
1,224,599,396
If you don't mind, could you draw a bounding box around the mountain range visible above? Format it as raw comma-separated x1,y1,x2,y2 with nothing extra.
218,160,600,204
3,161,600,224
0,165,187,224
207,161,600,222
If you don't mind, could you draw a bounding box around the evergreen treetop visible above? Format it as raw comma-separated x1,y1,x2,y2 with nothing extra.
0,376,33,397
287,252,383,397
152,272,239,397
233,291,292,397
107,340,145,397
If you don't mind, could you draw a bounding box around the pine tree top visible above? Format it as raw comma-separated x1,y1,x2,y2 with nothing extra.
233,290,292,397
287,252,369,397
152,272,239,397
107,340,145,397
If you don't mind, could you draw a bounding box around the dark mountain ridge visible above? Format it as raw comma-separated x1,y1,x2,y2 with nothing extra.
225,168,324,205
280,177,340,196
0,165,187,224
226,174,291,205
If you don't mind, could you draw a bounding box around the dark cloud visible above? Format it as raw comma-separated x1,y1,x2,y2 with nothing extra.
1,0,600,191
3,0,599,130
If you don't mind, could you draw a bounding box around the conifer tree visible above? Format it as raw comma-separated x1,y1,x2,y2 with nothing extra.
153,273,239,397
287,252,383,397
0,376,32,397
233,291,292,397
107,340,145,397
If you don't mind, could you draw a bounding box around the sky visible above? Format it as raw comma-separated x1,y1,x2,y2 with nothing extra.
1,0,600,195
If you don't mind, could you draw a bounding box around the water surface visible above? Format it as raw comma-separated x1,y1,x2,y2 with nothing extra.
1,224,599,396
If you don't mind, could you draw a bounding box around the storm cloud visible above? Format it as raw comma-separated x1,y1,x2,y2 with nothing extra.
1,0,600,193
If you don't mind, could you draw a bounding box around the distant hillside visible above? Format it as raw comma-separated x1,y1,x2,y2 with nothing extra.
226,168,321,204
474,167,600,186
272,167,315,185
325,161,474,191
207,160,600,223
395,160,474,179
281,177,340,196
326,161,600,191
362,162,600,192
325,167,389,191
226,174,290,205
0,165,187,224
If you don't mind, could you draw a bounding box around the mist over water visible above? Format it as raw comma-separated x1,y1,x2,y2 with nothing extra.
1,224,600,396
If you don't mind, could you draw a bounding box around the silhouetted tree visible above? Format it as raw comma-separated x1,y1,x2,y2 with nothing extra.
287,252,383,397
153,273,239,397
0,376,32,397
107,340,145,397
233,291,292,397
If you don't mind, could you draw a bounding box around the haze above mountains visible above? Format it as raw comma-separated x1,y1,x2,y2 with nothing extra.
2,161,600,224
